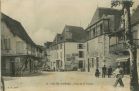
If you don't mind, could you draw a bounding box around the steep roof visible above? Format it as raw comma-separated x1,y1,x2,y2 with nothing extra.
63,25,87,42
36,45,44,51
1,13,35,46
44,42,53,48
131,5,139,26
90,7,122,26
53,33,62,42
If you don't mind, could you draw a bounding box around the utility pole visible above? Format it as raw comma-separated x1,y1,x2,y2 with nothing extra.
111,0,139,91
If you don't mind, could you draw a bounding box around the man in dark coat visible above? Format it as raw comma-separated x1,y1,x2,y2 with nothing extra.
102,65,107,78
95,68,100,77
108,66,112,78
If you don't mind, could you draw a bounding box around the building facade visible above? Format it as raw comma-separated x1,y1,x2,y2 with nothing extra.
45,25,87,71
1,13,43,76
85,7,122,73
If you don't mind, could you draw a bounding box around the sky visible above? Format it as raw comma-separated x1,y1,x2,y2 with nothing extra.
1,0,139,45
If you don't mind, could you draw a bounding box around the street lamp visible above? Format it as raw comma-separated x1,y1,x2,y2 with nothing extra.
111,0,139,91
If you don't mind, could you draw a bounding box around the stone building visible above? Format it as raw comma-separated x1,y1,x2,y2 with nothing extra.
44,42,53,70
1,13,43,76
85,7,122,73
45,25,87,71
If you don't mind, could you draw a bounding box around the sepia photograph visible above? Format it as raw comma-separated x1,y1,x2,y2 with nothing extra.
1,0,139,91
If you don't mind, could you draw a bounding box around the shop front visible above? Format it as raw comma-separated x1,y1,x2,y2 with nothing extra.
116,57,130,74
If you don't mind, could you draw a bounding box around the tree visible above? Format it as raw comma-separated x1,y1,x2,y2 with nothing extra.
111,0,139,91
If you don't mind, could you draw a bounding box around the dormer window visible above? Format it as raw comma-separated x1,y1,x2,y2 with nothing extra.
78,44,84,49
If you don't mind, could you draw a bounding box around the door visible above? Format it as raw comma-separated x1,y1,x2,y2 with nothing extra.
88,59,90,72
1,57,6,75
79,61,83,69
10,61,15,76
56,60,60,69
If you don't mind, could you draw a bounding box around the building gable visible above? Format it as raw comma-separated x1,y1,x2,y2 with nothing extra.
89,7,122,32
1,13,35,46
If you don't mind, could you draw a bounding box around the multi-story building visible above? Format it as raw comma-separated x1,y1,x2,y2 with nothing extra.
85,7,122,73
44,42,53,70
45,25,87,71
1,13,43,76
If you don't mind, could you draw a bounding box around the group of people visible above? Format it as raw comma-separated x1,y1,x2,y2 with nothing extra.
95,65,113,78
95,65,124,87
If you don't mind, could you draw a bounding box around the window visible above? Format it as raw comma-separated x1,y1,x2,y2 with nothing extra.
1,39,4,49
66,54,71,61
60,36,63,41
61,61,63,67
56,52,58,59
60,52,62,59
65,31,72,39
95,27,98,36
78,44,83,49
60,44,62,49
57,45,59,49
67,58,71,61
93,28,95,37
89,31,91,39
3,38,11,50
91,27,94,38
66,54,71,58
79,51,84,58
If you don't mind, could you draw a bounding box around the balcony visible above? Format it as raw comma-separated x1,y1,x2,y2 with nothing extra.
110,39,139,54
1,49,28,56
110,43,127,54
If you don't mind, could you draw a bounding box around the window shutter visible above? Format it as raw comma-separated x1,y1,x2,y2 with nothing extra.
1,39,4,49
8,38,11,49
4,39,7,49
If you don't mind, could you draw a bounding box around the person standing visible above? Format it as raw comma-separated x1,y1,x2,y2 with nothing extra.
108,66,112,78
95,68,100,78
113,65,124,87
102,65,107,78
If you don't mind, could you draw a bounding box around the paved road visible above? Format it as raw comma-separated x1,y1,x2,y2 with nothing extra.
4,72,130,91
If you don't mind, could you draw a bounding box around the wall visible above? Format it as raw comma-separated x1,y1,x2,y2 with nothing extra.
1,22,27,55
64,42,86,71
1,21,38,76
86,34,113,73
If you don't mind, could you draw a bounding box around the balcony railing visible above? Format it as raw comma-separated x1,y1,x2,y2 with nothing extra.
110,39,139,53
1,49,43,58
110,43,127,53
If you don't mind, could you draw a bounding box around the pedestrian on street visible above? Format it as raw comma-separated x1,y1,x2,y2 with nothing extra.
102,65,107,78
113,65,124,87
108,66,112,78
95,68,100,78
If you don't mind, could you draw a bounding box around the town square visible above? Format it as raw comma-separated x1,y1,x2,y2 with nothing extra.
1,0,139,91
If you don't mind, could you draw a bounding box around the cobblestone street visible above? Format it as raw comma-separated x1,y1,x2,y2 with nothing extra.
4,72,130,91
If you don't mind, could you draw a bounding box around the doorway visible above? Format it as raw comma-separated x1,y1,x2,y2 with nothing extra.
10,61,15,76
79,61,83,69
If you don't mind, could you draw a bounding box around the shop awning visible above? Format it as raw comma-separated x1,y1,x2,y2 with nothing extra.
116,56,129,62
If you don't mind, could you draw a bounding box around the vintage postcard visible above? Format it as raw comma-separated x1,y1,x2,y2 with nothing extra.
1,0,139,91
